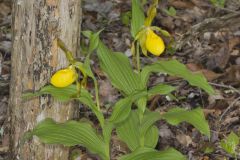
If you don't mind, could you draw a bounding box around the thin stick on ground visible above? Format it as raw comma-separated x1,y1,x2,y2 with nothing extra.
209,82,240,94
219,96,240,121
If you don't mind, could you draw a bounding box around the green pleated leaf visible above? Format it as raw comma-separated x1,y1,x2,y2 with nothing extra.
220,131,239,156
131,0,145,37
110,91,148,124
82,30,92,38
116,111,140,151
102,122,114,145
30,118,108,160
22,85,77,102
109,97,132,124
97,41,142,95
162,107,210,138
140,111,161,137
22,85,104,127
141,59,215,95
76,90,104,128
148,84,176,97
119,147,186,160
136,96,147,114
116,110,161,151
89,29,103,53
144,125,159,148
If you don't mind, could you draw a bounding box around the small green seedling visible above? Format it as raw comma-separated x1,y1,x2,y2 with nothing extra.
163,6,177,17
220,132,239,158
120,11,131,26
210,0,226,8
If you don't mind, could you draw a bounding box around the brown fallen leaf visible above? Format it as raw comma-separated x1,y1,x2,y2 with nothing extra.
207,89,224,105
229,37,240,51
191,0,210,7
176,134,193,147
206,45,230,70
222,65,240,85
168,0,194,9
186,63,222,81
203,109,221,117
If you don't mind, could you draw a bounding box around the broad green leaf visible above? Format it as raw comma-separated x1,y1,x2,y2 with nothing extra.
97,41,142,95
22,85,104,127
116,110,161,151
220,131,239,156
76,90,104,128
116,111,140,151
102,122,114,146
30,118,108,160
119,147,186,160
82,30,92,38
136,96,147,114
141,59,214,94
144,125,159,148
109,97,132,124
131,0,145,37
109,91,147,124
89,29,103,53
22,85,77,102
140,111,161,136
162,107,210,138
148,84,175,97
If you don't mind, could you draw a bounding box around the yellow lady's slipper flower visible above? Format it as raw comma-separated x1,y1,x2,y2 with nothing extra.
50,67,76,88
145,29,165,56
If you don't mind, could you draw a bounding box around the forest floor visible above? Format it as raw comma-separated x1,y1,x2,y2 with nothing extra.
0,0,240,160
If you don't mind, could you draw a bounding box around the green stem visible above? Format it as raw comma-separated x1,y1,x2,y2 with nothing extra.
94,80,100,111
136,42,141,72
76,81,81,97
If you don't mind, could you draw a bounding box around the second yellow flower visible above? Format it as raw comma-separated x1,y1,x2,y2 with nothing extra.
145,29,165,56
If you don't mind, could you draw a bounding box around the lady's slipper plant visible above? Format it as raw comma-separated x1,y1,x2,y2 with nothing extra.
23,0,215,160
131,0,173,71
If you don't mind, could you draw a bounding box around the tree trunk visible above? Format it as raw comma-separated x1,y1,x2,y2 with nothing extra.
9,0,81,159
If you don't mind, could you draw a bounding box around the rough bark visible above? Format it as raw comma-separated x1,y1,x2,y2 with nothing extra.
9,0,81,159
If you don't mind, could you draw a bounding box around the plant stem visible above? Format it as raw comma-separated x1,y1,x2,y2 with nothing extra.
136,42,140,72
94,80,100,111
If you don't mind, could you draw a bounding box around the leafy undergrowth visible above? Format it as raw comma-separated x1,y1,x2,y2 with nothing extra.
80,0,240,159
0,0,240,160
